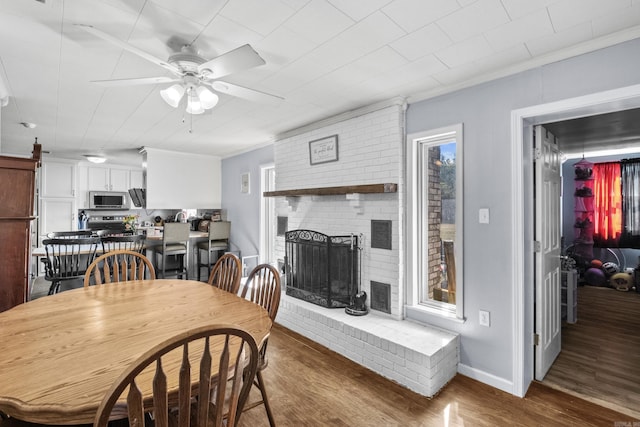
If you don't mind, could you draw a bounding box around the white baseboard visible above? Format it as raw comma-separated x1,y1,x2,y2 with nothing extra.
457,363,514,395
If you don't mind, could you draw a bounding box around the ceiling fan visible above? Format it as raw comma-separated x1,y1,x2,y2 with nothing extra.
76,24,282,115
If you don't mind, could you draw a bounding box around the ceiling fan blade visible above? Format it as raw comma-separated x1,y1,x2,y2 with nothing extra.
198,44,266,79
210,81,283,104
76,24,183,76
91,77,180,87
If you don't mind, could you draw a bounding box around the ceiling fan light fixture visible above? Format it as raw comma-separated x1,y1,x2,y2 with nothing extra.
160,84,185,108
186,92,204,115
196,86,219,109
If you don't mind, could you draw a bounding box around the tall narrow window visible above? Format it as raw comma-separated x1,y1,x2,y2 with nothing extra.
406,124,464,320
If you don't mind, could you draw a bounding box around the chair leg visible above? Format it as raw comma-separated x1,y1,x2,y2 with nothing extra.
161,252,166,279
256,370,276,427
184,249,189,280
47,281,59,295
197,248,202,281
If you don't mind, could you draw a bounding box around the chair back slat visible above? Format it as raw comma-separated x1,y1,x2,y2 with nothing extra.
152,359,169,427
126,380,144,427
93,325,259,427
241,264,282,321
208,253,242,294
198,336,213,427
84,250,156,286
42,237,101,294
178,346,192,427
101,234,146,253
47,230,94,239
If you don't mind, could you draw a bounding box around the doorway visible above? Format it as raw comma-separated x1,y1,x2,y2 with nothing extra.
511,83,640,402
533,123,640,418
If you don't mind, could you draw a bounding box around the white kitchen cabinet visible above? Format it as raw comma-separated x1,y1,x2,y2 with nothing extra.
40,198,76,238
39,159,78,246
88,166,130,192
130,169,144,188
41,160,76,198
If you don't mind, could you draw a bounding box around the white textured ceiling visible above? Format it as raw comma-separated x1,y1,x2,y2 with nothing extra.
2,0,640,164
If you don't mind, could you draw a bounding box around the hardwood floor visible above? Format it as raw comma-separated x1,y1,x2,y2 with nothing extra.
238,324,638,427
542,284,640,419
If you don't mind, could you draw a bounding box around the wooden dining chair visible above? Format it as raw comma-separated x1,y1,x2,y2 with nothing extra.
207,252,242,295
84,249,156,286
93,324,259,427
100,234,146,254
239,264,281,427
46,230,94,238
41,236,101,294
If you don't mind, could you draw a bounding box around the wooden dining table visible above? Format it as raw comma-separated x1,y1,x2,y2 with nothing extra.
0,279,272,425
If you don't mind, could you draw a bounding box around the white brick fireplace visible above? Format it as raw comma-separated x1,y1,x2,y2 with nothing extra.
271,99,459,397
273,100,405,317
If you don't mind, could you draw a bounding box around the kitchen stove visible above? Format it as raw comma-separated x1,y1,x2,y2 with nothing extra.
87,215,128,232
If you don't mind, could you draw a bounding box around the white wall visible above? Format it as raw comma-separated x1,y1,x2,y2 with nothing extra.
143,147,221,209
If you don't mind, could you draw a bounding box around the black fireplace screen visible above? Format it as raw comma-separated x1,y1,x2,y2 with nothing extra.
285,229,359,308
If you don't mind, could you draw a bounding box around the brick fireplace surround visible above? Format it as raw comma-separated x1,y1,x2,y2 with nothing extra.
270,99,459,397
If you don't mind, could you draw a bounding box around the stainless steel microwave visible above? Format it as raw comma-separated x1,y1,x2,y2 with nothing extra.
89,191,130,210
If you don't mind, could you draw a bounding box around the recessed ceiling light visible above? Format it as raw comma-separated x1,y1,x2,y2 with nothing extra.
83,154,107,164
20,122,36,129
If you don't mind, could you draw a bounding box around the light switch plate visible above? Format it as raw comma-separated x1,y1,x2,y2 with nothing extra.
479,310,491,327
479,208,490,224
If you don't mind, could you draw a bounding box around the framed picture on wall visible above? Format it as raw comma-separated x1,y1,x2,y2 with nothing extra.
241,172,250,194
309,134,339,165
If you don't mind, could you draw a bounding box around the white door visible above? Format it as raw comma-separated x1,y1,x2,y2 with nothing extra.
534,125,563,380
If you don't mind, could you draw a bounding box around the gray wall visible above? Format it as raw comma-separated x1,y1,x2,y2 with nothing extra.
222,37,640,391
220,145,273,259
406,37,640,384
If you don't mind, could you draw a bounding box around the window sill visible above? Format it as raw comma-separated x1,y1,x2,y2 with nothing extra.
405,304,466,325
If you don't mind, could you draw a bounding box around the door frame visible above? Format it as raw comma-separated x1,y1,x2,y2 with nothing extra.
511,83,640,397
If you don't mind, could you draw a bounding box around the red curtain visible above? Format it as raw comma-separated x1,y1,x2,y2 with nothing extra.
593,162,622,243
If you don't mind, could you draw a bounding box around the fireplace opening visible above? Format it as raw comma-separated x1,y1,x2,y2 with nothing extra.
285,229,359,308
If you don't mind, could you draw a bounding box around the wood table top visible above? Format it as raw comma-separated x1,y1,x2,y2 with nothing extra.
0,280,272,425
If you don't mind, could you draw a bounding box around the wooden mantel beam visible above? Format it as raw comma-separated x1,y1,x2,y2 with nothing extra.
263,183,397,197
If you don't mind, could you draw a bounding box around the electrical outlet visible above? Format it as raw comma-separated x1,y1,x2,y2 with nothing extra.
479,310,491,327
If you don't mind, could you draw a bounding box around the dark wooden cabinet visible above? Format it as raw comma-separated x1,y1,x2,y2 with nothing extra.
0,144,41,312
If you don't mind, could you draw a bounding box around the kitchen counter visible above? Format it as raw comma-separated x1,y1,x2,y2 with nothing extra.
140,227,210,279
32,228,213,280
141,227,208,241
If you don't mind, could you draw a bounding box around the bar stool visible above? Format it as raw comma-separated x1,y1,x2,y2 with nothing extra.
196,221,231,281
154,222,190,279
